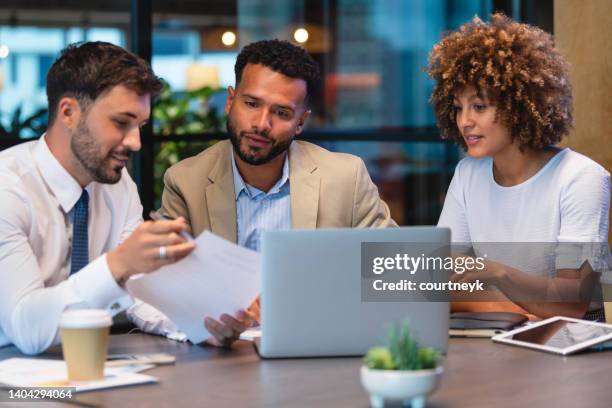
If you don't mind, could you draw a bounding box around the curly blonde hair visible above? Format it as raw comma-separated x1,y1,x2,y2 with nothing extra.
426,13,573,150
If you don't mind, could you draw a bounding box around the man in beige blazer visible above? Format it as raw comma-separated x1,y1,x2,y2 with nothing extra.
161,138,395,240
128,39,395,346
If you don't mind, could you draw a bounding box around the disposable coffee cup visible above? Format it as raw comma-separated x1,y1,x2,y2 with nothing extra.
600,271,612,325
60,309,112,381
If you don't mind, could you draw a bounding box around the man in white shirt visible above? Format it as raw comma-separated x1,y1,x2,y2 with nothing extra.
0,42,195,355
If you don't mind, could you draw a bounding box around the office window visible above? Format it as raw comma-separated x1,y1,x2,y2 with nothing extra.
0,8,127,137
315,140,460,225
0,0,553,223
10,55,18,85
148,0,497,129
147,0,494,220
37,54,54,89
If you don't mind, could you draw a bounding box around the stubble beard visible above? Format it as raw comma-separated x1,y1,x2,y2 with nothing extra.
227,119,292,166
70,117,126,184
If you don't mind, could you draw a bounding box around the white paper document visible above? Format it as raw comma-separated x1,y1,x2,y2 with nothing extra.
126,231,261,344
0,358,156,392
239,326,262,341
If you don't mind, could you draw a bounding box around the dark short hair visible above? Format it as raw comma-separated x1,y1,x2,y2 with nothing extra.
234,39,320,106
46,41,164,125
427,14,573,150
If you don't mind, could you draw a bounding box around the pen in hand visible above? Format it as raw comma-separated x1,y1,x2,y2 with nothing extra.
148,210,195,241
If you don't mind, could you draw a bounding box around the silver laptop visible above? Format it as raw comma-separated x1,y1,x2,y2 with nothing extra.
257,227,450,358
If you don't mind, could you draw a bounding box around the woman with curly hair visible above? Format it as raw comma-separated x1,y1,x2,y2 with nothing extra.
427,14,610,319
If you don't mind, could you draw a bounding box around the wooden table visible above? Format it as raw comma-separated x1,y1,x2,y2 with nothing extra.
1,333,611,407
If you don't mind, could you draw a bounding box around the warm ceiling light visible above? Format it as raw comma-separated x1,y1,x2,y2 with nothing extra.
221,31,236,47
0,45,9,59
293,28,309,44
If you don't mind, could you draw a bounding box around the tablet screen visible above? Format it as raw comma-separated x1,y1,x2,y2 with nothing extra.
511,320,612,349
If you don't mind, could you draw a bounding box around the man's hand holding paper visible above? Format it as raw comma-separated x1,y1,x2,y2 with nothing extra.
202,296,261,347
204,308,258,347
126,231,261,345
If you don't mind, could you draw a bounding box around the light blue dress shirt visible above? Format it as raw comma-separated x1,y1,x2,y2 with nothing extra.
231,152,292,251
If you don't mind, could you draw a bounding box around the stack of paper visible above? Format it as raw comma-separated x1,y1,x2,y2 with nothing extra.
0,358,156,392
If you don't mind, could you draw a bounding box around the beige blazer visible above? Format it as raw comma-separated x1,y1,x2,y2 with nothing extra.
161,140,397,242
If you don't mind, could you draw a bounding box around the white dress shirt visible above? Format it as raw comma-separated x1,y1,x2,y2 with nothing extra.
0,136,139,354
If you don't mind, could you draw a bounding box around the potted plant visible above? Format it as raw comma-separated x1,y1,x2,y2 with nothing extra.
361,321,443,408
152,80,225,206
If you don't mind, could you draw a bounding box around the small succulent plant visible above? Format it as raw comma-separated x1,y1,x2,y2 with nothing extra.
363,347,396,370
363,321,440,370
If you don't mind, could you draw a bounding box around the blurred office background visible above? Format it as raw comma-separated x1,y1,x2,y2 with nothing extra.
3,0,600,228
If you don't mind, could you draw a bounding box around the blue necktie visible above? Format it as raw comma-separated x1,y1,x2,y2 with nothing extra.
70,190,89,275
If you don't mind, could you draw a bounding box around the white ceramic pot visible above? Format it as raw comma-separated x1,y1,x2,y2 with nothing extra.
360,365,443,408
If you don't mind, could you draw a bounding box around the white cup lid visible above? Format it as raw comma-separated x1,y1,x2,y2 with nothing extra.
59,309,112,329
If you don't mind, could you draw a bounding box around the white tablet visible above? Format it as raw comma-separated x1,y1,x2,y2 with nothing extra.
492,316,612,355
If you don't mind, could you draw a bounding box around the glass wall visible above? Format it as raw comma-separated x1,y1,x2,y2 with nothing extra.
148,0,494,222
0,0,553,225
149,0,494,130
317,141,460,225
0,5,128,137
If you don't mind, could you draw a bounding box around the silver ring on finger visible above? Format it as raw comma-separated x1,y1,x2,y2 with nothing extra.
159,245,168,260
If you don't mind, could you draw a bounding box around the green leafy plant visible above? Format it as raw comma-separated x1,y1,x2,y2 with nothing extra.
363,321,440,371
152,80,225,206
0,105,48,138
363,347,396,370
153,80,223,136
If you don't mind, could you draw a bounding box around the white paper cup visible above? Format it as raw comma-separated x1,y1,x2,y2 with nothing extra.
60,309,112,381
600,271,612,324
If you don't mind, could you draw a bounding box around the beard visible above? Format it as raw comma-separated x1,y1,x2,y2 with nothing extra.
70,117,128,184
227,119,292,166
